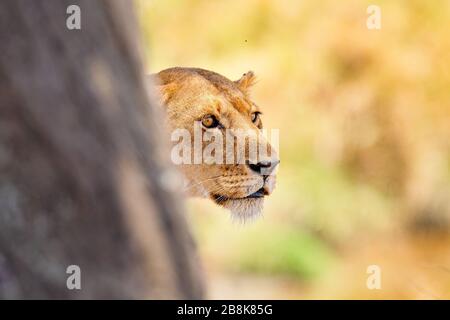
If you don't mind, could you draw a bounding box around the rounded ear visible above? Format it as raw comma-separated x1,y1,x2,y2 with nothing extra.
155,82,178,105
147,74,178,106
234,71,256,93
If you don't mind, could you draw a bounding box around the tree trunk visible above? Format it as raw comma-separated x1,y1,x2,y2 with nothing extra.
0,0,203,299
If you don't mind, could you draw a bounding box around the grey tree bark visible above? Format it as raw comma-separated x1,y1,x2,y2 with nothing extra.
0,0,203,299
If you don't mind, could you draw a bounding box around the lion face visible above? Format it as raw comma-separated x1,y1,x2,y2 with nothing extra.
154,67,279,219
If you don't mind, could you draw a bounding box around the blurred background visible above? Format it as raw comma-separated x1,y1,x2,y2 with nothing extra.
136,0,450,299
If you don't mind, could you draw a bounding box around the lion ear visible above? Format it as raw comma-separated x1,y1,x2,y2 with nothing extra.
154,82,178,106
235,71,256,93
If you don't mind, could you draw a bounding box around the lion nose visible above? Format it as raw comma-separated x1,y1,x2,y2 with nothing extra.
247,159,280,175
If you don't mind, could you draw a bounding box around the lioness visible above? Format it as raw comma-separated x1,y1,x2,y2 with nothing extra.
152,67,279,219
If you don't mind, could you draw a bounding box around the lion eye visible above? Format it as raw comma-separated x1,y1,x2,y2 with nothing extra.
251,112,260,123
201,115,219,128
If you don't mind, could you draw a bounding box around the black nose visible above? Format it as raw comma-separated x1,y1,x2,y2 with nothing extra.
247,160,280,175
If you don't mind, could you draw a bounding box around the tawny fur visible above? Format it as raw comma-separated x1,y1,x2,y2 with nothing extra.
150,67,278,219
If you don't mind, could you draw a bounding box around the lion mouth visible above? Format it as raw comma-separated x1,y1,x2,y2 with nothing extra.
210,187,268,220
245,188,266,198
212,187,266,202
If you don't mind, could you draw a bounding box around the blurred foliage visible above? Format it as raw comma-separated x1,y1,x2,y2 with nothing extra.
137,0,450,298
234,227,334,279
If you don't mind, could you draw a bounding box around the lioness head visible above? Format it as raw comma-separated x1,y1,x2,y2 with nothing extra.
153,67,279,219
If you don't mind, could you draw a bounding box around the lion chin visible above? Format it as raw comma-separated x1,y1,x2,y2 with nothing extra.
225,198,265,222
211,195,265,222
